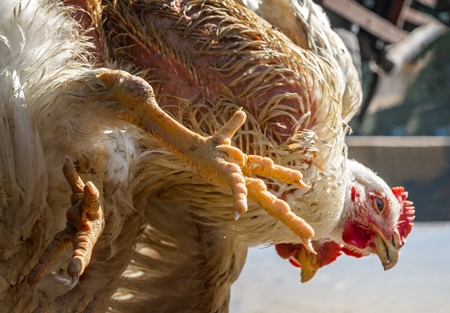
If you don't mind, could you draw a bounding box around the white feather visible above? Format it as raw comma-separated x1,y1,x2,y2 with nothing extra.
11,70,34,207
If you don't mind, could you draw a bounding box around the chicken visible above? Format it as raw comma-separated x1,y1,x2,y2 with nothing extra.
237,0,415,281
0,0,415,312
1,0,309,311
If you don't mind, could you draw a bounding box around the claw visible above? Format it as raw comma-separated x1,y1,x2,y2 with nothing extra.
245,155,310,189
213,108,246,140
28,158,105,286
66,182,104,278
96,69,313,248
63,156,85,204
246,178,315,252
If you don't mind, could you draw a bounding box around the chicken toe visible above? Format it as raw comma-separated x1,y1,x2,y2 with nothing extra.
66,181,104,279
27,230,75,286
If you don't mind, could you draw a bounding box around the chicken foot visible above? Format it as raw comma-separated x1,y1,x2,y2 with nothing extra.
97,69,315,251
28,157,105,288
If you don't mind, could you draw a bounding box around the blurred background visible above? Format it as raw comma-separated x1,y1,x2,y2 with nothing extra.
231,223,450,313
232,0,450,311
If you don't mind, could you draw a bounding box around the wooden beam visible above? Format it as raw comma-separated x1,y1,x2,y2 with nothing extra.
317,0,408,43
415,0,439,9
404,6,438,25
380,20,448,73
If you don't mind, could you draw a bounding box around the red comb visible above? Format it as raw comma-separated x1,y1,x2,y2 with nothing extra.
391,186,415,246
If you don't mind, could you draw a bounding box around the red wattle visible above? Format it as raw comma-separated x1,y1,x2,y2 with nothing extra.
275,243,298,259
315,241,343,266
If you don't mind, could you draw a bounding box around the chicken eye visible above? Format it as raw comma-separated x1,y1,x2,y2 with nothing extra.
373,197,384,213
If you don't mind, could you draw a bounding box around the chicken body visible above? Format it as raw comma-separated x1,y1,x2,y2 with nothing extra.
0,0,413,312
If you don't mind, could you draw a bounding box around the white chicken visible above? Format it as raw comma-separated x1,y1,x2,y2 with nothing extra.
0,0,414,312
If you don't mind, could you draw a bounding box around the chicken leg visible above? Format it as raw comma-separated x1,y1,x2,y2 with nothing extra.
97,69,314,251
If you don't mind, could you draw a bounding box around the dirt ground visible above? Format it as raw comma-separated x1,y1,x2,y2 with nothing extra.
231,222,450,313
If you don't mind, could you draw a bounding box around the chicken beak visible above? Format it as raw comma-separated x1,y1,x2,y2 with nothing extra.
372,228,400,270
296,246,319,283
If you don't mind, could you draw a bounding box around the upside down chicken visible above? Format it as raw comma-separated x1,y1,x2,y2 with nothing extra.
0,0,414,312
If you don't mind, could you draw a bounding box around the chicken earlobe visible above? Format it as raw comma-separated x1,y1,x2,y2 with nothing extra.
97,69,315,250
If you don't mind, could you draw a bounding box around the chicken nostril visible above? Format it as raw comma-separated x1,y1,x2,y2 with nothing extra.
392,233,401,248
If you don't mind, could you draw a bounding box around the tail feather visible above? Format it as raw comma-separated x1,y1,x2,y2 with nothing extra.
12,70,35,208
0,70,47,263
0,80,18,210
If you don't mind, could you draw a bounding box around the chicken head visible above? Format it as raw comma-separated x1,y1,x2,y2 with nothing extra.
276,159,415,282
341,160,415,269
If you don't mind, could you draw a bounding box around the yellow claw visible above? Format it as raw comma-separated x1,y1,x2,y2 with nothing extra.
246,178,315,251
245,154,309,189
28,158,105,286
214,108,247,140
